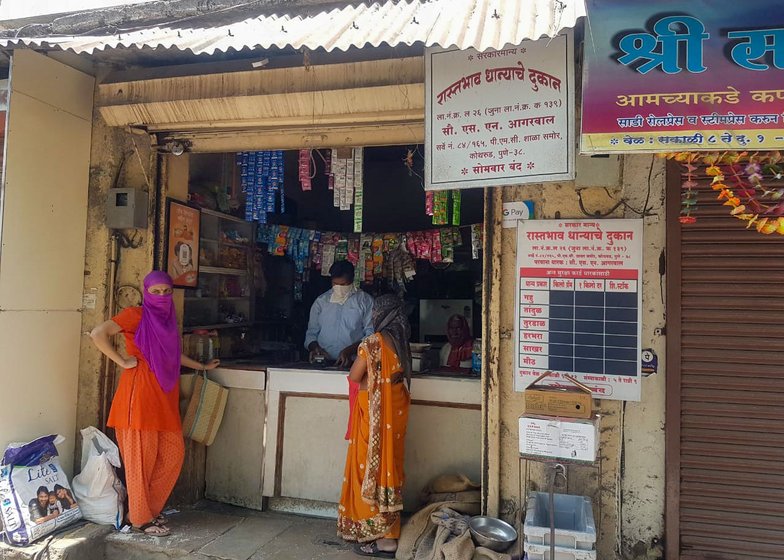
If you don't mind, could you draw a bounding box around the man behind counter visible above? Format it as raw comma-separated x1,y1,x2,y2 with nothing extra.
305,261,374,368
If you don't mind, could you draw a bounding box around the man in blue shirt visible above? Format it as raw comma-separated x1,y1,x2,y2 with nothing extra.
305,261,374,368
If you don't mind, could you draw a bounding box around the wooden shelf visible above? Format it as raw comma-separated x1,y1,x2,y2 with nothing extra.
200,238,251,249
186,296,249,301
201,266,248,276
200,208,247,224
184,322,252,331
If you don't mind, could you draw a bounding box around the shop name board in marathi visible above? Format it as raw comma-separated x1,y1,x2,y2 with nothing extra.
581,0,784,153
425,32,575,190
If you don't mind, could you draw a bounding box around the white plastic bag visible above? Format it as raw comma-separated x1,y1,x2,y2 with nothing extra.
70,427,126,528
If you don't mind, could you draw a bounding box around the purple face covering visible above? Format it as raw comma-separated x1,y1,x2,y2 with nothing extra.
134,271,181,392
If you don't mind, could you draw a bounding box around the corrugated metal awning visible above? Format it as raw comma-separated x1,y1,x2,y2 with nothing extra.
0,0,584,55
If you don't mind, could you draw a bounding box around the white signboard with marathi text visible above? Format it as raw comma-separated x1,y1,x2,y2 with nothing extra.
515,219,643,401
425,32,575,191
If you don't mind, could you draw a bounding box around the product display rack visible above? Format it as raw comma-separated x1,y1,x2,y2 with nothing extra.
184,208,256,332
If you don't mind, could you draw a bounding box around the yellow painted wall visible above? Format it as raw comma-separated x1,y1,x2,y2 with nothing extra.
0,50,94,476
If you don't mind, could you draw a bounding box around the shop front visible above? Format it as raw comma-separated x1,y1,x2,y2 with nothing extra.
170,146,485,517
0,2,675,559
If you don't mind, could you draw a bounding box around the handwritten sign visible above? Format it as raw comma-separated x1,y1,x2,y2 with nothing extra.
514,219,643,401
582,0,784,153
425,33,575,191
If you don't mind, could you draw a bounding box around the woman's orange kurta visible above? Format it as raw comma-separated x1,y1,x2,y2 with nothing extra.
107,307,181,432
107,307,184,526
337,333,410,542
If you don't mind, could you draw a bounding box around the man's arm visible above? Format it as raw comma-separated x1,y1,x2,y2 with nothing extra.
304,297,325,354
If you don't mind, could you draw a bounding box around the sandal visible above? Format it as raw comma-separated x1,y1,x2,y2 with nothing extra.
134,522,171,537
353,542,396,558
153,514,168,526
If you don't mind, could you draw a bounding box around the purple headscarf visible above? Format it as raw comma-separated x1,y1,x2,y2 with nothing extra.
135,271,181,392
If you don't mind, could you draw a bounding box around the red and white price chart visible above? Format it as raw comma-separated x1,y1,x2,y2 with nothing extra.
515,219,643,401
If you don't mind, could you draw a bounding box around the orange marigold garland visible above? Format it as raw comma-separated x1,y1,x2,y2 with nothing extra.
665,151,784,235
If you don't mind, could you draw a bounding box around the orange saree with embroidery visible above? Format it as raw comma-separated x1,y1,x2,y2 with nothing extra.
337,333,410,542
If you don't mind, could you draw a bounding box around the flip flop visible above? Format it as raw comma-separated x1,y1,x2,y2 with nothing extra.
353,542,396,558
134,522,171,537
153,514,168,526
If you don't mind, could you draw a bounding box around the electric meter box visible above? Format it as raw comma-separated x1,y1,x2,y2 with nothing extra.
106,188,148,229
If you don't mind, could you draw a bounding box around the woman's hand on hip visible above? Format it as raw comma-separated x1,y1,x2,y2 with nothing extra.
122,356,138,369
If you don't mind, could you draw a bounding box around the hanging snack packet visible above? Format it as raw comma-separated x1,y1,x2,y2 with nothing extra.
372,236,384,275
452,190,462,226
441,229,454,263
431,230,443,263
348,237,360,265
321,243,336,276
471,224,482,260
425,191,435,216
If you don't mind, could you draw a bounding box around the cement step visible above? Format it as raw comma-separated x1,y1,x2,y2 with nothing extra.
0,522,113,560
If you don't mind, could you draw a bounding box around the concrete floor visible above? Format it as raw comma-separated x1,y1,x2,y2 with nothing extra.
107,503,359,560
0,502,361,560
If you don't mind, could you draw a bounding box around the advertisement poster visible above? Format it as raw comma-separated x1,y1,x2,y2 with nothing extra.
515,219,643,401
166,199,200,288
582,0,784,153
425,32,575,190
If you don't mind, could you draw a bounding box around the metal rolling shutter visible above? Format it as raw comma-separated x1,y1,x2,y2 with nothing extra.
667,162,784,559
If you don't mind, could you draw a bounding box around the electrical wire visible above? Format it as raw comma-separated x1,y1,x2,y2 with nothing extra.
576,155,658,218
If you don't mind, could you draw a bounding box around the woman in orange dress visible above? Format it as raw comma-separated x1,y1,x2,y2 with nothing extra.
337,294,412,558
90,271,219,536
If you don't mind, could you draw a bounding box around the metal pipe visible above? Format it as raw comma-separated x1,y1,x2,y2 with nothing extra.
98,233,120,431
549,464,567,560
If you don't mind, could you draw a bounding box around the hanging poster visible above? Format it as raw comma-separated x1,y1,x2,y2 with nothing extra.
166,199,200,288
515,219,643,401
425,32,575,191
582,0,784,153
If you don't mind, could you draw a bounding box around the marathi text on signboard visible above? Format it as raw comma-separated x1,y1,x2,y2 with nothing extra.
425,33,575,190
514,219,643,401
581,0,784,153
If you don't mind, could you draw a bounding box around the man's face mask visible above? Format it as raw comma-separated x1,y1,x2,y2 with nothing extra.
330,283,354,305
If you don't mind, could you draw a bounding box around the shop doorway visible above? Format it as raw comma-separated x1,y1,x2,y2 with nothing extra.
665,162,784,559
174,144,485,515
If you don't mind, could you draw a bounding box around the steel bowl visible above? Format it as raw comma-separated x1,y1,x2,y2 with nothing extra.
468,516,518,552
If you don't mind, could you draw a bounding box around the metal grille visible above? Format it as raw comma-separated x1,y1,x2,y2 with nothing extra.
667,162,784,559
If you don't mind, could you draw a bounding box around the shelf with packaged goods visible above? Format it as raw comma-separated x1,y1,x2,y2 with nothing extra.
185,296,250,302
183,322,253,331
200,266,248,276
200,207,248,224
200,238,252,249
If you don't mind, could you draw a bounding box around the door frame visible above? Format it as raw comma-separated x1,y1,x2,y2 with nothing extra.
664,160,683,559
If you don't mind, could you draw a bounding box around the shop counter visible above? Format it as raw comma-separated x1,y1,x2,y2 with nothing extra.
263,367,481,517
203,365,267,509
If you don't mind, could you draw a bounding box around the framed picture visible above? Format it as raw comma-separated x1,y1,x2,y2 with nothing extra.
165,199,201,288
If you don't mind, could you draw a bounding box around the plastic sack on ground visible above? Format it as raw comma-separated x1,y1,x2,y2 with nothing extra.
0,435,83,546
70,427,126,528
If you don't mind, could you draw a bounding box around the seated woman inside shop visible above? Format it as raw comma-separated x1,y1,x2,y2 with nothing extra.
338,294,411,558
440,314,473,369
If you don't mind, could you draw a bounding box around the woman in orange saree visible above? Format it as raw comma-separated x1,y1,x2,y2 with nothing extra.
337,294,412,558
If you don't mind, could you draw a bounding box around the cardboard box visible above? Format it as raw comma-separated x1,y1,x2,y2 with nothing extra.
518,415,599,463
523,372,593,419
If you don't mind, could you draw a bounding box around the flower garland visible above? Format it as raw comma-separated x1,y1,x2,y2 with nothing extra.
667,151,784,234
